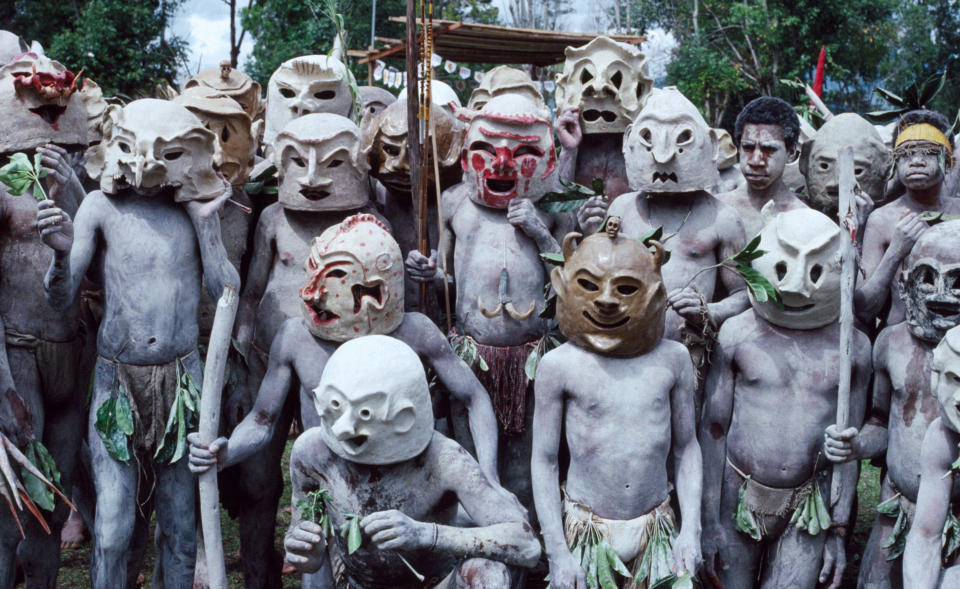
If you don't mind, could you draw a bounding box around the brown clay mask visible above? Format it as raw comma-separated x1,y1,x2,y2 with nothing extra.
299,214,404,342
932,326,960,434
184,61,262,121
264,55,354,145
174,87,258,185
358,85,396,120
552,221,667,356
899,221,960,343
314,335,434,464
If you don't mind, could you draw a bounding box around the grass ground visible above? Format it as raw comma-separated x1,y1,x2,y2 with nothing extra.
52,454,883,588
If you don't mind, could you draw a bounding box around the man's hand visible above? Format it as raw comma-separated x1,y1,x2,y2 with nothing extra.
672,525,702,579
360,509,431,552
668,287,708,323
37,144,79,201
555,107,583,151
546,548,587,589
888,212,926,260
186,433,228,474
818,532,846,589
823,424,862,463
284,520,327,572
405,249,442,283
507,198,549,239
576,196,608,235
36,200,74,252
852,186,875,229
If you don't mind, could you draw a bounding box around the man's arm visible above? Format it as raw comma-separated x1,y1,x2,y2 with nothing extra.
670,346,703,575
904,419,956,589
284,433,332,574
855,212,925,323
38,144,85,217
185,185,242,300
38,196,99,309
709,209,750,325
234,206,277,357
554,106,581,189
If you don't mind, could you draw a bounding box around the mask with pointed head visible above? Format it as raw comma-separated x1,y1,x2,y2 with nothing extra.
264,55,355,145
358,85,396,120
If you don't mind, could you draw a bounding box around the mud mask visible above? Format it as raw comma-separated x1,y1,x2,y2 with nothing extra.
800,113,891,214
299,214,403,342
555,36,652,135
264,55,355,145
314,335,433,464
751,209,842,329
899,221,960,343
458,94,556,209
468,65,544,111
184,60,263,121
92,99,220,200
932,326,960,433
274,113,369,211
358,85,396,120
0,52,87,153
623,87,719,194
361,100,463,195
552,221,667,356
174,87,259,186
79,78,108,144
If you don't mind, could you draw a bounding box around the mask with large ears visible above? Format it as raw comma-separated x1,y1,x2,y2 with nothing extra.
899,221,960,343
555,35,652,135
552,220,667,356
750,208,842,330
314,335,433,464
90,99,221,201
458,94,557,209
623,87,719,194
299,214,404,342
264,55,355,145
274,113,369,211
184,60,263,121
932,325,960,434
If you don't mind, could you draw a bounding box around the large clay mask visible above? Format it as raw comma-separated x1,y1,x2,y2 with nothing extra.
0,52,87,153
459,94,557,209
184,61,263,121
468,65,544,111
800,113,891,215
274,113,369,211
623,87,719,194
361,100,463,195
358,85,396,120
552,221,667,356
299,214,404,342
94,99,220,200
555,36,652,135
174,87,258,185
932,326,960,434
314,335,433,464
264,55,354,145
899,221,960,343
751,208,842,329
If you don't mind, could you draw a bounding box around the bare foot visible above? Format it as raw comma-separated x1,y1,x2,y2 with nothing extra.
60,509,87,549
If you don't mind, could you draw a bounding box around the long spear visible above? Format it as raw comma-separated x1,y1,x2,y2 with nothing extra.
405,0,427,310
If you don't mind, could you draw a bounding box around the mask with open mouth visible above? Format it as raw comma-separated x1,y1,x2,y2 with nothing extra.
184,60,262,121
275,113,369,211
299,214,403,342
264,55,355,146
458,94,556,209
623,87,719,195
750,209,842,330
89,99,221,201
0,51,87,153
552,220,667,356
555,36,652,135
174,87,259,186
899,221,960,343
314,335,433,465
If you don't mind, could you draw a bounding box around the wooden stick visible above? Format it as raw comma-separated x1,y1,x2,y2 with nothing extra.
197,286,239,589
805,84,834,121
831,147,857,507
405,0,426,310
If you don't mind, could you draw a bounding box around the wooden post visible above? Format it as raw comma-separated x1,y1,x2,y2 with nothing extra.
406,0,429,310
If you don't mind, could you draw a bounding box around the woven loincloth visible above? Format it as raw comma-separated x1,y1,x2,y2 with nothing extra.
563,494,675,588
471,339,537,435
727,456,815,539
6,328,83,405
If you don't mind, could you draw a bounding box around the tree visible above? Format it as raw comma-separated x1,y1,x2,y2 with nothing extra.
504,0,572,30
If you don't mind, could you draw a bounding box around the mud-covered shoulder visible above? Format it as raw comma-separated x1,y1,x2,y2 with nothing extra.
606,190,641,218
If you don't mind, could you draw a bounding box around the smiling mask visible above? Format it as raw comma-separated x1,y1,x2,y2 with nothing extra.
750,208,842,329
314,335,433,464
899,221,960,343
264,55,355,145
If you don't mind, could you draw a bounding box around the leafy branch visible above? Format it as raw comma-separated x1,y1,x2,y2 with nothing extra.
538,177,604,213
865,70,948,124
683,235,780,306
0,152,48,201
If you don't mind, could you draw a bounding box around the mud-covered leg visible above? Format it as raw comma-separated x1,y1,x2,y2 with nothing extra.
858,477,900,589
716,464,764,589
496,388,535,519
152,457,197,589
761,519,828,589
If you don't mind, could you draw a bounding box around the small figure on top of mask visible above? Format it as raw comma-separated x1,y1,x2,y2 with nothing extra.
699,208,871,589
532,222,702,588
857,109,959,327
185,60,263,123
554,35,653,204
823,221,960,589
716,97,808,237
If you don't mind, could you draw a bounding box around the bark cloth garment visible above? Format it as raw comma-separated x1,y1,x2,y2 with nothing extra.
467,337,537,435
563,493,676,589
5,328,83,404
98,349,197,457
875,473,960,564
726,456,818,540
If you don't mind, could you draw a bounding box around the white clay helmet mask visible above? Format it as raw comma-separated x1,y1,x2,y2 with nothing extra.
932,326,960,434
264,55,355,145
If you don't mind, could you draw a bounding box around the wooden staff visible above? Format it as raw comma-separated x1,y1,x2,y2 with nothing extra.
831,146,856,506
197,286,239,589
405,0,428,311
417,0,433,312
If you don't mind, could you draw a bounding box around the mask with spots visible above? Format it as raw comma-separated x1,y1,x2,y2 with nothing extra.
264,55,355,145
899,221,960,343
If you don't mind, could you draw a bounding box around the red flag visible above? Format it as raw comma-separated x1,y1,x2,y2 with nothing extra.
812,45,826,98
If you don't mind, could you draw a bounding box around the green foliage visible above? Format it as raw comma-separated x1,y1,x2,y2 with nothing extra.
340,513,363,554
154,359,201,464
733,477,762,541
21,440,62,512
538,177,601,213
451,335,489,372
666,41,747,127
634,511,689,587
866,70,948,123
440,0,499,23
0,152,48,201
790,483,831,537
876,493,908,560
95,391,134,463
548,518,632,589
524,333,561,381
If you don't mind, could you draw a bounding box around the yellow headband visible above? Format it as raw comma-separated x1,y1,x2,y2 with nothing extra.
895,123,953,154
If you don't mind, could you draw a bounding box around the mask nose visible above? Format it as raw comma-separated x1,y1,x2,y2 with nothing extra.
593,284,620,315
652,139,676,165
133,148,163,187
302,147,333,187
331,412,358,439
779,261,814,298
493,147,514,172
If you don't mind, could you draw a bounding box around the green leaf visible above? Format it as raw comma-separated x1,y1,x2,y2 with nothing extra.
603,541,631,577
590,177,605,196
559,177,597,196
115,391,134,435
596,541,616,589
21,440,57,511
538,192,591,213
540,252,565,265
873,87,905,107
95,396,132,463
919,70,947,107
345,514,362,554
876,494,901,517
730,235,764,264
524,347,539,381
919,211,960,226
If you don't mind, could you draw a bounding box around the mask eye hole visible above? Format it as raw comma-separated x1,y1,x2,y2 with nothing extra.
326,269,347,278
819,161,830,171
580,70,593,84
221,127,230,142
291,156,306,167
164,151,183,161
279,88,296,99
809,264,823,284
328,159,343,168
638,127,652,147
514,146,543,157
359,407,372,420
775,261,787,281
383,144,401,156
118,142,131,154
677,129,693,145
329,399,340,410
577,278,599,292
469,141,496,155
854,167,864,176
314,90,336,100
616,284,638,295
610,71,623,89
918,266,937,287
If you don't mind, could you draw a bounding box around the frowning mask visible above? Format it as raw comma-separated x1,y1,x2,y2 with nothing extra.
184,60,262,121
174,87,259,186
299,214,403,342
899,221,960,343
623,87,719,194
93,99,220,200
274,113,369,211
751,209,842,330
468,65,544,111
552,221,667,356
314,335,433,464
555,36,652,135
932,326,960,433
264,55,355,145
459,94,556,209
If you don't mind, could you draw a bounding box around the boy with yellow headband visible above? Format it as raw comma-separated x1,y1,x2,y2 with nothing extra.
857,109,959,327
